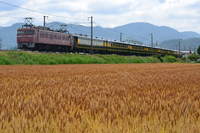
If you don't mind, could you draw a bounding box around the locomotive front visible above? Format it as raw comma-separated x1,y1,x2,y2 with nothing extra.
17,27,37,49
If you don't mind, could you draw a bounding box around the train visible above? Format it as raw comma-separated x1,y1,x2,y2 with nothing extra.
17,25,180,56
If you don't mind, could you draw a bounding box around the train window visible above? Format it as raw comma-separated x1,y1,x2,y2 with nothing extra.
50,34,53,39
47,33,50,38
40,32,44,38
62,35,65,40
57,34,60,40
17,31,23,34
58,35,61,40
44,33,47,38
18,30,35,34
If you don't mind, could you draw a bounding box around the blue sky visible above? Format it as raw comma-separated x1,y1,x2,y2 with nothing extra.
0,0,200,33
0,0,26,11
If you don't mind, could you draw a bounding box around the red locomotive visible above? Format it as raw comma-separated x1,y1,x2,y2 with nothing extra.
17,25,74,52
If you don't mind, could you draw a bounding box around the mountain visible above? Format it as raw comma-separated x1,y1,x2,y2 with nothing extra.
0,22,200,50
113,23,200,43
181,31,200,38
0,23,23,50
160,38,200,51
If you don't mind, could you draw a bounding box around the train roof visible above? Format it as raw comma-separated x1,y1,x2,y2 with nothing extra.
18,26,70,34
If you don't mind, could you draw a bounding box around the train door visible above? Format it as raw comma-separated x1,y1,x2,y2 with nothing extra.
70,36,77,51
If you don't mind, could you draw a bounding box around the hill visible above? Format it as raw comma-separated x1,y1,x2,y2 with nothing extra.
160,38,200,51
0,22,200,50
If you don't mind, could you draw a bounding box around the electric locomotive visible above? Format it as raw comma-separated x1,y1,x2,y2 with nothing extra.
17,25,74,52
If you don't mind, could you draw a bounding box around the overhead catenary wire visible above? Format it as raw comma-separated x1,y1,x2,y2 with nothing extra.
0,0,94,40
0,1,153,43
0,0,165,48
0,1,70,19
0,0,88,25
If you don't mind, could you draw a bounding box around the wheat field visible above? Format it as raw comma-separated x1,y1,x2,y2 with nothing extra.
0,64,200,133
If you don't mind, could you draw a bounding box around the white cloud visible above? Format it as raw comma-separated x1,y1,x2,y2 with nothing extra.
0,0,200,33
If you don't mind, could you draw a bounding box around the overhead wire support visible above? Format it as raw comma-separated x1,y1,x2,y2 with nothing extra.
151,33,154,48
120,33,123,42
43,16,48,27
178,39,181,55
24,17,33,27
88,16,93,54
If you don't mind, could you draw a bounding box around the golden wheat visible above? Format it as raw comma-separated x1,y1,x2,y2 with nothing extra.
0,64,200,133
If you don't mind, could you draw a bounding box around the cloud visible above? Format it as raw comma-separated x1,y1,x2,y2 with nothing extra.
0,0,25,11
159,0,166,3
0,0,200,33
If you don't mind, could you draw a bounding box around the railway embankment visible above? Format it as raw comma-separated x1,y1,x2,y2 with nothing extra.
0,51,193,65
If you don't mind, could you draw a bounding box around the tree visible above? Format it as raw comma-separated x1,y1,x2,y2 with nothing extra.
197,45,200,55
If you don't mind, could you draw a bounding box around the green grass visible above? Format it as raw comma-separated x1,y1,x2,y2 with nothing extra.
161,55,179,63
0,51,183,65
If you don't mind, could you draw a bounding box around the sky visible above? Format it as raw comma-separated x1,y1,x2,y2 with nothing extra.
0,0,200,33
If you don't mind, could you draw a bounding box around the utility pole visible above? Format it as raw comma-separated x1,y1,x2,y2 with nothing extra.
178,39,181,55
43,16,48,27
88,16,93,54
183,45,186,51
156,41,158,47
151,33,154,48
120,33,123,42
0,38,2,50
193,47,197,54
189,47,192,54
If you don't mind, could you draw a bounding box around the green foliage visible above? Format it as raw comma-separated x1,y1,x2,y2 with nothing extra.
161,55,178,63
188,54,200,62
197,45,200,55
0,51,185,65
0,56,14,65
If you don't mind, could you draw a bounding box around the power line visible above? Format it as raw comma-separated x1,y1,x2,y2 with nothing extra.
0,0,88,25
0,1,47,15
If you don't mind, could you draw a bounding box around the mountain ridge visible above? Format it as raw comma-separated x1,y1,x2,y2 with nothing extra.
0,22,200,50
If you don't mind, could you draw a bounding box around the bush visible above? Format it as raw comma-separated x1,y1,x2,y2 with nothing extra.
188,54,200,62
161,56,178,63
197,45,200,55
0,56,14,65
0,51,183,65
